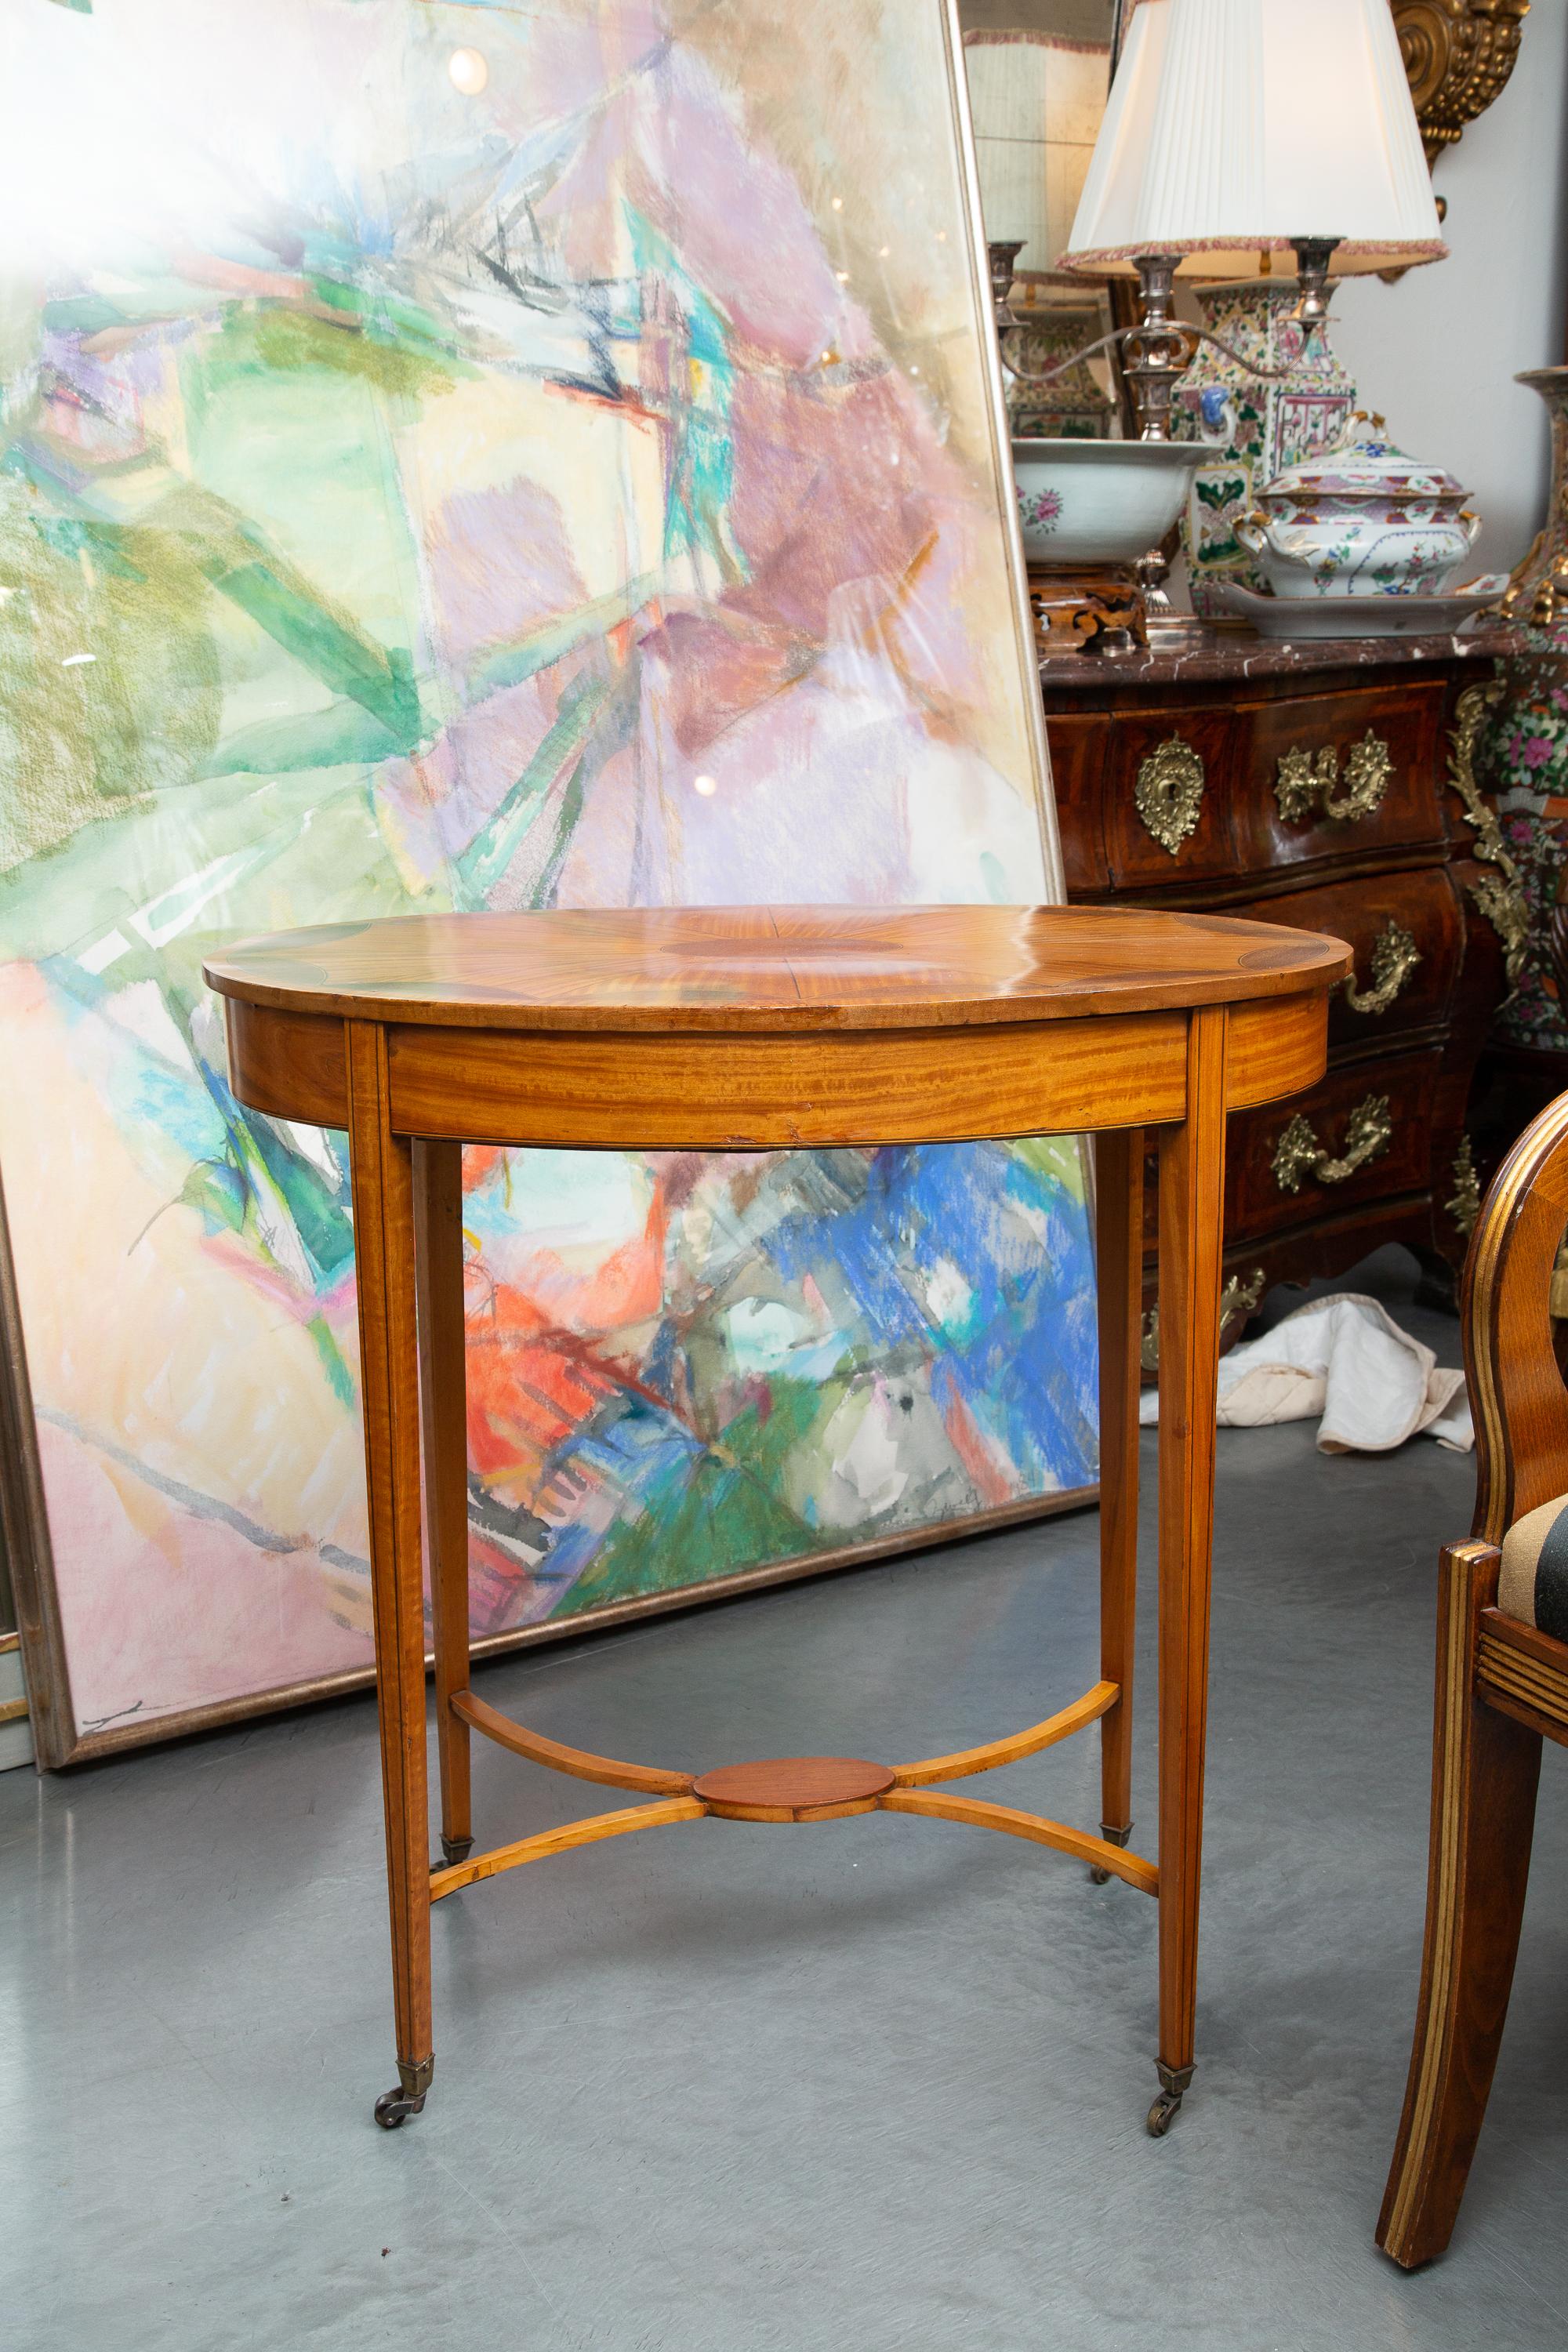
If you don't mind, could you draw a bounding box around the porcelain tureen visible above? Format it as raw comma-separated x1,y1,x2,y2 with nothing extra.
1235,413,1480,598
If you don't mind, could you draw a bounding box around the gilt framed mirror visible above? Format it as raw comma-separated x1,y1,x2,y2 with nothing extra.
956,0,1134,436
959,1,1529,441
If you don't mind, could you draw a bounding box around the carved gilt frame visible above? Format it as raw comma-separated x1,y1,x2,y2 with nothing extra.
1391,0,1530,169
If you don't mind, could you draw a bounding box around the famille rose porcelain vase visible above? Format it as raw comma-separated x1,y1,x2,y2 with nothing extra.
1475,368,1568,1058
1236,413,1482,598
1172,281,1358,612
1011,437,1203,567
1002,300,1116,441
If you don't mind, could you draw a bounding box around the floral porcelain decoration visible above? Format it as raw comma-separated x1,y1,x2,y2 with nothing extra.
1018,486,1063,535
1173,282,1357,612
1477,639,1568,1054
1236,412,1481,598
1011,438,1203,567
1476,368,1568,1054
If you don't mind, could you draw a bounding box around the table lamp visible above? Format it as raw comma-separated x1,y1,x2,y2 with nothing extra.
1058,0,1446,443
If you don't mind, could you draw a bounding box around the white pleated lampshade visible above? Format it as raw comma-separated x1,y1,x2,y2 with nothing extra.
1061,0,1447,281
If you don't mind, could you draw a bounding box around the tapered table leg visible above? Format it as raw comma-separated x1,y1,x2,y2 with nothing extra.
1150,1008,1229,2136
347,1022,434,2129
1094,1126,1143,1875
415,1140,473,1869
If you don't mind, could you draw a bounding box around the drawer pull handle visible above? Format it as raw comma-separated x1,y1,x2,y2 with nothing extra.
1272,1094,1392,1195
1141,1267,1265,1372
1447,1136,1482,1240
1134,735,1206,856
1275,731,1392,825
1342,918,1421,1015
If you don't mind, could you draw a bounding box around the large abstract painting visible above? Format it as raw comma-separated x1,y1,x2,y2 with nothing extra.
0,0,1098,1762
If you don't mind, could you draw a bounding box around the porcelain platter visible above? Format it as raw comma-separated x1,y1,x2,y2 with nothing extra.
1213,578,1506,640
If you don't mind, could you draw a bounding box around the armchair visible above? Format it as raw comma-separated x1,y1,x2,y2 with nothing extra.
1379,1088,1568,2266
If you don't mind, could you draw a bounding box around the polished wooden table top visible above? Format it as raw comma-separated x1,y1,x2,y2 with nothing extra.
204,903,1351,1033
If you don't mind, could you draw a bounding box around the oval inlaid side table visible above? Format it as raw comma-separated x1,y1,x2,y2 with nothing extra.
203,904,1349,2137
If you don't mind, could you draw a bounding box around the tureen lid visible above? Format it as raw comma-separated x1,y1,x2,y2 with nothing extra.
1261,411,1470,502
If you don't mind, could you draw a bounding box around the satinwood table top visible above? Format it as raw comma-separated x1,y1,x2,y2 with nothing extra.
204,904,1351,1033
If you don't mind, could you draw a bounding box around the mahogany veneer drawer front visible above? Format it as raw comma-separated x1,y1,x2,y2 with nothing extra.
1136,1046,1443,1254
1044,713,1112,896
1041,625,1521,1298
1229,866,1463,1054
1051,678,1450,901
1236,683,1446,880
1227,1045,1440,1242
1098,707,1239,890
1133,1049,1439,1261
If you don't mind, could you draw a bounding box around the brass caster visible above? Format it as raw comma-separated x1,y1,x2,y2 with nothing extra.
374,2087,426,2129
374,2055,434,2129
1089,1821,1132,1886
440,1833,474,1867
1146,2088,1182,2137
1147,2060,1193,2138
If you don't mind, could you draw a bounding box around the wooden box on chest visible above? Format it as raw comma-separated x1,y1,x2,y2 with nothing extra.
1040,626,1523,1345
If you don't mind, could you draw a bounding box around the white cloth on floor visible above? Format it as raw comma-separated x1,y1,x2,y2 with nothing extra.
1137,1292,1473,1454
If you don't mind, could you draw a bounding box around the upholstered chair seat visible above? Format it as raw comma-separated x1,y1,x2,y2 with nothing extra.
1498,1497,1568,1643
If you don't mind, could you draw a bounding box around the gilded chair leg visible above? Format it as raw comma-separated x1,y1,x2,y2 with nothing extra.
1377,1542,1542,2267
1094,1128,1143,1885
415,1139,473,1876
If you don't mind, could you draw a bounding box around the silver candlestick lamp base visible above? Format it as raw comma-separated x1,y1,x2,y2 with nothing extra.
1290,237,1341,338
987,241,1306,445
1121,253,1192,441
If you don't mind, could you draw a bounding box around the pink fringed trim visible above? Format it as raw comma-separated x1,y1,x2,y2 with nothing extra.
1058,236,1449,275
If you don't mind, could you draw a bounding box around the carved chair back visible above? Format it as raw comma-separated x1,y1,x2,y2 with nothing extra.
1468,1089,1568,1541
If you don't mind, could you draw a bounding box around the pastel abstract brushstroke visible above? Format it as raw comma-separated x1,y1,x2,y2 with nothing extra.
0,0,1096,1740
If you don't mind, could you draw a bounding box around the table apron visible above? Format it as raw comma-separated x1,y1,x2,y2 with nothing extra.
222,993,1326,1149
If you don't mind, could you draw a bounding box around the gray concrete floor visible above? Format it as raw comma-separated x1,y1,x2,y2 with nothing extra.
5,1247,1567,2351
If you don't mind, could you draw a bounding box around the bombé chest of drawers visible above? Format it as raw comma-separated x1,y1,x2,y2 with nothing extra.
1040,624,1524,1343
